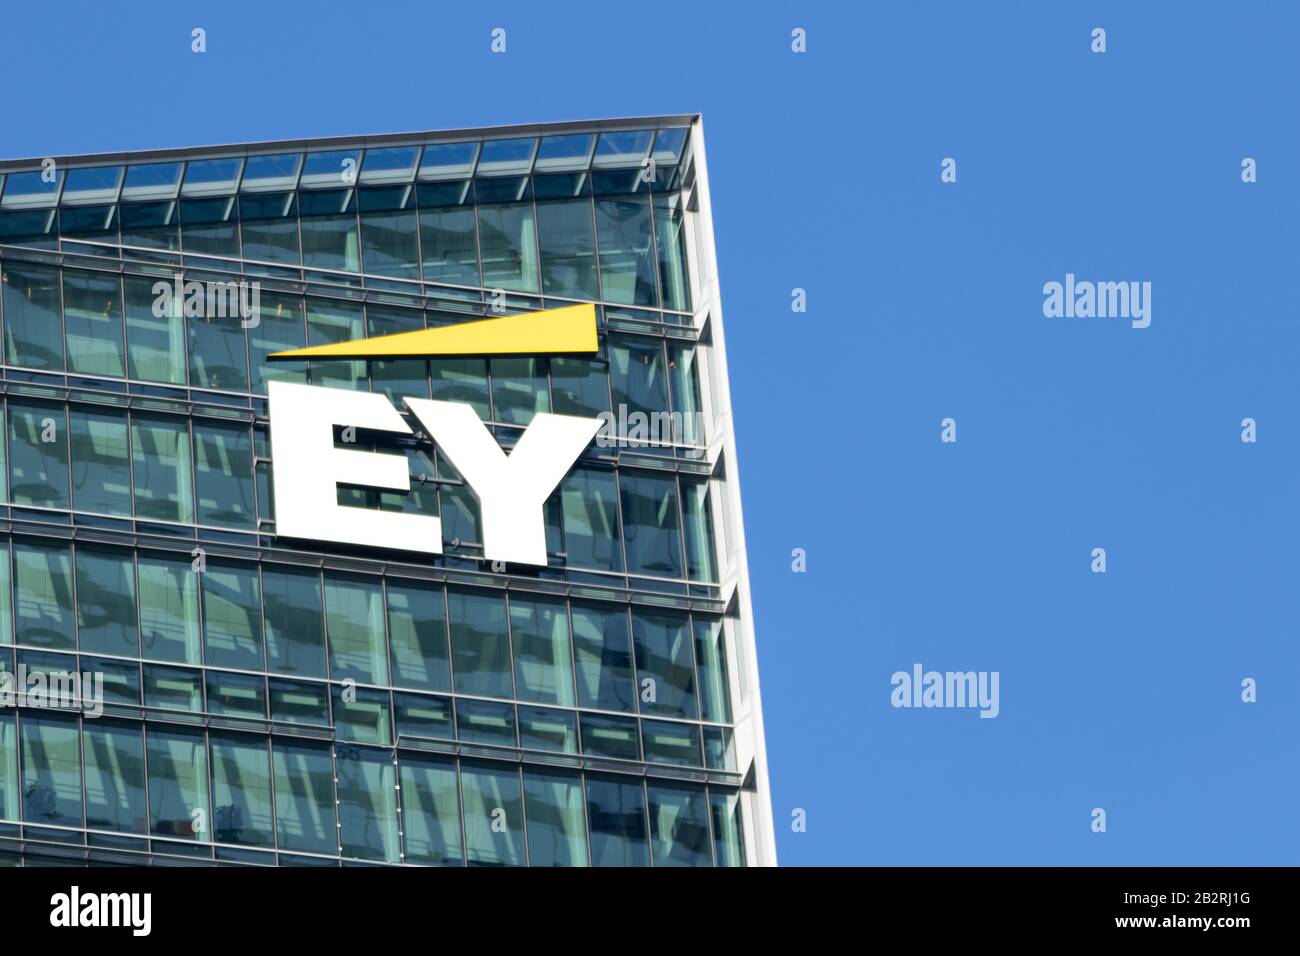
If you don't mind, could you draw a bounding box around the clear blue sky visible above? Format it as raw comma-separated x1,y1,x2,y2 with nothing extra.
3,0,1297,865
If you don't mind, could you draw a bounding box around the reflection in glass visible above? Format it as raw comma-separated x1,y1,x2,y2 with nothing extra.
70,409,131,516
586,776,649,866
273,741,335,855
461,763,523,866
449,591,511,699
648,783,711,866
336,746,398,862
138,556,201,664
63,270,124,376
20,714,83,827
399,756,463,866
524,770,587,866
146,727,209,841
132,415,194,523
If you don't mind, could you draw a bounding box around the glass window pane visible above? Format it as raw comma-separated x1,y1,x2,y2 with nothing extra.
694,617,731,723
620,472,683,578
632,610,697,719
8,402,69,509
0,208,56,246
75,547,138,656
535,134,595,172
210,734,273,846
702,725,729,771
264,568,325,678
180,196,239,257
580,713,640,761
325,574,387,685
0,543,10,646
306,297,366,391
608,335,669,419
63,270,125,376
524,769,587,866
0,714,18,821
132,415,194,524
489,356,549,425
138,556,200,664
419,206,479,286
62,165,124,204
594,131,653,167
653,194,691,311
2,262,63,369
418,143,479,181
387,582,449,692
202,562,262,670
124,275,186,384
193,421,254,528
550,356,609,418
667,343,704,446
596,199,657,306
477,202,538,293
455,697,516,748
242,154,303,193
439,483,480,554
83,720,146,834
394,692,453,742
144,664,201,713
509,597,573,707
518,705,578,754
477,138,537,175
332,685,391,745
336,746,398,862
183,158,242,196
560,467,622,572
360,147,420,184
586,776,649,866
206,670,265,719
642,718,702,766
366,305,427,403
269,678,329,727
70,408,132,516
461,763,523,866
272,741,335,855
710,789,746,866
429,357,489,418
448,590,511,699
399,756,463,866
249,291,306,394
682,480,717,581
61,204,118,246
20,714,83,827
648,783,711,866
300,189,360,272
571,605,635,712
122,162,182,200
537,199,598,299
188,301,249,391
301,150,358,189
90,657,140,705
146,727,209,841
119,200,178,250
360,188,419,278
239,192,300,265
13,542,75,649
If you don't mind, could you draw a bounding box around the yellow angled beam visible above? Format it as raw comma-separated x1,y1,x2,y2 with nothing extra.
269,302,598,360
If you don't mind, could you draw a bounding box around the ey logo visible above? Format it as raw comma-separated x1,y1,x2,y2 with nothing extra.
267,303,599,567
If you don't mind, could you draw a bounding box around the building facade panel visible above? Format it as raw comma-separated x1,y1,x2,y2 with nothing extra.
0,116,774,866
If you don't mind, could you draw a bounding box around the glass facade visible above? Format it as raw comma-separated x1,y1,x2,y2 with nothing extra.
0,117,766,866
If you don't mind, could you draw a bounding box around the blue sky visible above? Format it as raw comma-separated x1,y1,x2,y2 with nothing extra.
3,0,1297,865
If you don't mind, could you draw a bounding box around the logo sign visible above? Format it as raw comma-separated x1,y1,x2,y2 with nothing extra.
267,304,600,567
